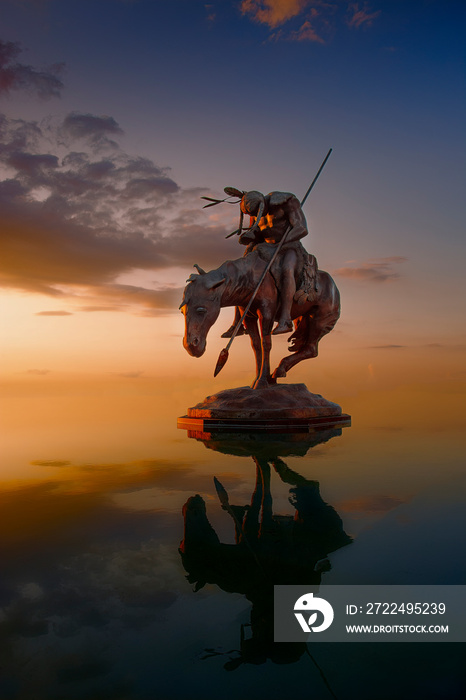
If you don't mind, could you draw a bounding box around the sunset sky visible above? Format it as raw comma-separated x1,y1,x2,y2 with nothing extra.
1,8,465,694
1,0,465,393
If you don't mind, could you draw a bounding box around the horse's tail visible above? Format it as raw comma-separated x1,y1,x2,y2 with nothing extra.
287,316,310,353
288,271,340,354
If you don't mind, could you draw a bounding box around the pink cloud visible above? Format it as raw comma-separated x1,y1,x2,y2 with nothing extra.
347,3,381,29
289,19,325,42
334,257,407,283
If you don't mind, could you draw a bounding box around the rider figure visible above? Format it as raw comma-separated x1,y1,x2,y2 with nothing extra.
224,190,309,336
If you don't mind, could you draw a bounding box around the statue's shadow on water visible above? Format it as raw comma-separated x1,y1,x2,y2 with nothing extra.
179,428,352,671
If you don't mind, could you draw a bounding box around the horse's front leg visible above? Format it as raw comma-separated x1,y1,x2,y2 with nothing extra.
243,314,262,388
251,309,275,390
256,458,273,539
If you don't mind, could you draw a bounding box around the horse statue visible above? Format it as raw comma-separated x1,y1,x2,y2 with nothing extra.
180,249,340,389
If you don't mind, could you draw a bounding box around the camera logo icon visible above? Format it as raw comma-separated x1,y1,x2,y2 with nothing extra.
294,592,334,633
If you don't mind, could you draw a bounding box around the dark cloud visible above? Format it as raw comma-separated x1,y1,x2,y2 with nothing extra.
122,175,178,199
334,257,407,283
368,344,406,349
62,112,124,149
96,284,185,313
0,114,43,156
158,221,235,270
0,38,64,99
0,112,235,309
6,151,59,175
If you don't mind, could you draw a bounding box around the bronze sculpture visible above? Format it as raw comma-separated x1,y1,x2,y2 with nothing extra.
180,150,341,390
179,150,350,428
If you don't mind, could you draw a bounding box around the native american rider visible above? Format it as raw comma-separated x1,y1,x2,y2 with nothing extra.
222,189,318,337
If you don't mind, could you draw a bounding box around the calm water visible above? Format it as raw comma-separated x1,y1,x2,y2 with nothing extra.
1,380,465,700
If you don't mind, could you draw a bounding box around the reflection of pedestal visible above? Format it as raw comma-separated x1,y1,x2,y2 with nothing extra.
177,383,351,433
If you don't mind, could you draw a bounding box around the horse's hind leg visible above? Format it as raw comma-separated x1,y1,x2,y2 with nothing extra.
272,307,339,378
272,341,316,379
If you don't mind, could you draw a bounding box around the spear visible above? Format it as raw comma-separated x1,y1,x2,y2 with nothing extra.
213,148,332,377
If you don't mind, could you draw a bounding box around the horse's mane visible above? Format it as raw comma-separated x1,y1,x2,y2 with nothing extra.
182,251,263,301
214,250,262,278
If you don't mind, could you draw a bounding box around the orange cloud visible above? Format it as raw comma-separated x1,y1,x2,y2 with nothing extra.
35,310,73,316
3,459,246,501
241,1,380,41
79,305,123,312
31,460,71,467
241,0,308,28
368,344,406,349
337,494,411,513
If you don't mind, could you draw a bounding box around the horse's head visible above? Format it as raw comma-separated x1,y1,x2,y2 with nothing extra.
180,267,226,358
180,494,221,551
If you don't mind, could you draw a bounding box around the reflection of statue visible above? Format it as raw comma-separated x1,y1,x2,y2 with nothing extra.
187,424,345,459
223,190,317,337
179,450,351,669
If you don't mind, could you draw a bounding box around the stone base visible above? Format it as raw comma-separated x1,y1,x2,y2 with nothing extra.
187,383,342,420
179,384,350,448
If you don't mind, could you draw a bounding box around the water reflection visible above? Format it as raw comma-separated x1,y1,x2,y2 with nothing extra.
186,424,345,457
1,387,465,700
180,429,351,670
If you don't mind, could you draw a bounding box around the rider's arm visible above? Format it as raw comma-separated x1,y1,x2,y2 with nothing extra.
269,192,308,243
239,215,263,245
283,195,308,243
